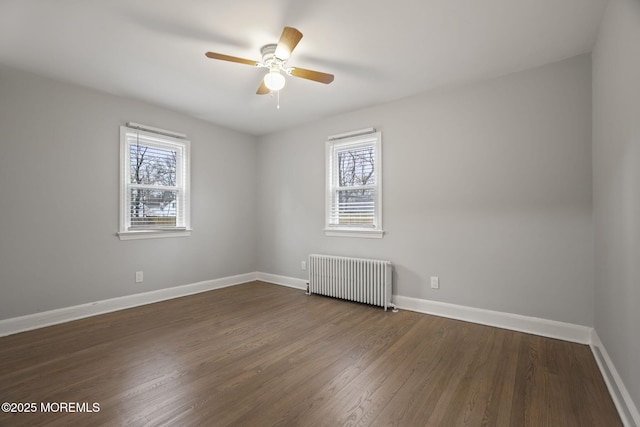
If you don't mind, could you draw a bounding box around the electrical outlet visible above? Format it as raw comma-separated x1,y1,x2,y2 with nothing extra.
301,261,307,271
135,271,144,283
430,276,439,289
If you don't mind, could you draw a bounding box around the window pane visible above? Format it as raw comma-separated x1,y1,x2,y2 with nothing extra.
130,144,177,186
129,188,177,227
337,146,375,187
334,188,375,225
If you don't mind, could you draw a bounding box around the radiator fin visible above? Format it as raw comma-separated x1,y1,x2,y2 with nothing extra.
308,254,392,310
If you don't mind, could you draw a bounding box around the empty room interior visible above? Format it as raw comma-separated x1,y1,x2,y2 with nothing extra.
0,0,639,426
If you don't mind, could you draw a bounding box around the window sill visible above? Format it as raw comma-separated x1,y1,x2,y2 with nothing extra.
117,229,192,241
324,228,384,239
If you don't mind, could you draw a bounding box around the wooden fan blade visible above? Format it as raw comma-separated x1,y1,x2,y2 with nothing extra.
290,67,334,84
256,80,270,95
205,52,259,66
274,27,303,60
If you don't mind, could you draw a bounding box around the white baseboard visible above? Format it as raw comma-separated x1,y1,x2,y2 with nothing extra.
0,272,258,337
255,272,308,290
590,330,640,427
393,295,592,344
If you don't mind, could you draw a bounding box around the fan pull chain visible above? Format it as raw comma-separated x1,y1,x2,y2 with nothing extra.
277,90,280,109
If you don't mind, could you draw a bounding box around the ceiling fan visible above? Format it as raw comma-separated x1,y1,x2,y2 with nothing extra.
205,27,334,95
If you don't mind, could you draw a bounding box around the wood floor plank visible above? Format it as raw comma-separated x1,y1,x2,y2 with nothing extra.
0,281,622,426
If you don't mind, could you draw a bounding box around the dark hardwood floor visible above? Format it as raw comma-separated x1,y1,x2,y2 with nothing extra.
0,281,621,426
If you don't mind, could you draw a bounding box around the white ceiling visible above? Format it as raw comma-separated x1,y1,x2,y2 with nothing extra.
0,0,608,136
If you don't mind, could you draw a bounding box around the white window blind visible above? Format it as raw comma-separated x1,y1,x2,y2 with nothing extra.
325,130,383,238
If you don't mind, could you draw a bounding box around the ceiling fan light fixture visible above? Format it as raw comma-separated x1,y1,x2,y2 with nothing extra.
264,69,286,91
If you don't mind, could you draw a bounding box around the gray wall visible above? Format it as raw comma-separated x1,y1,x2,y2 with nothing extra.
0,53,596,329
593,0,640,415
0,65,258,319
257,54,594,326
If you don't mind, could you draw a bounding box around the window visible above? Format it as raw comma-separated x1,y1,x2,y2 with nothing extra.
325,129,383,238
118,124,191,240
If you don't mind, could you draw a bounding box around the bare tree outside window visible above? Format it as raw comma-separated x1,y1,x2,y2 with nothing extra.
336,146,376,225
129,143,178,227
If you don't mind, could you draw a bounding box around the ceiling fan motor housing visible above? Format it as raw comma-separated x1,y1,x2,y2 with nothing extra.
260,44,279,65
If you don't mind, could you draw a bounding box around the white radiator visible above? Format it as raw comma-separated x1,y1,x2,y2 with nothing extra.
308,254,393,310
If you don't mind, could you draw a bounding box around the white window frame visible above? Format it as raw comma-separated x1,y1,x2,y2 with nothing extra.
325,129,383,238
118,124,191,240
